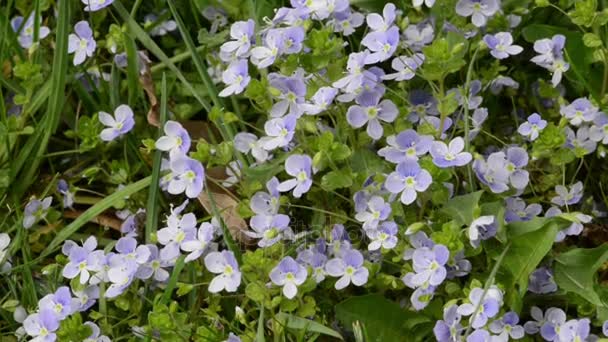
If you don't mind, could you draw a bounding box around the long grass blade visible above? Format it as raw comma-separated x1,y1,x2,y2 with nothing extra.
11,0,71,197
111,1,212,112
145,74,167,243
158,255,185,306
41,176,152,257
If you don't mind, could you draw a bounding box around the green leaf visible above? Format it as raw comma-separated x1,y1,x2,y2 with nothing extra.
275,313,343,340
421,32,467,81
554,245,608,307
328,143,351,162
321,169,353,190
583,33,603,48
501,221,559,299
335,294,417,342
441,191,483,226
176,282,194,297
41,177,151,257
244,153,289,182
568,0,597,27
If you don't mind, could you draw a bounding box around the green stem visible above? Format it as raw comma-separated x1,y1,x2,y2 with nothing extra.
463,243,511,338
287,203,359,224
150,46,207,73
462,47,480,192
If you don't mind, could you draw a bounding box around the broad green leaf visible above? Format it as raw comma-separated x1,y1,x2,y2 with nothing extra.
501,221,558,300
321,169,353,190
243,153,289,182
275,313,343,340
335,294,417,342
351,148,388,174
554,245,608,307
441,191,483,226
568,0,597,27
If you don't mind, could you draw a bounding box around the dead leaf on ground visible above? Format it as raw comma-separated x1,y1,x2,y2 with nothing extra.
198,167,253,246
63,210,123,231
140,64,160,128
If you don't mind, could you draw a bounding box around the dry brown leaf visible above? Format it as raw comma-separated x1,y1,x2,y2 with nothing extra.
198,191,253,246
198,167,253,245
63,210,123,231
140,62,160,127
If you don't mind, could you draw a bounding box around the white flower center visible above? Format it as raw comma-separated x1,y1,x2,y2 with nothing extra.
185,170,196,182
264,227,279,240
406,176,416,187
224,265,234,275
297,170,308,181
175,230,186,243
367,107,378,118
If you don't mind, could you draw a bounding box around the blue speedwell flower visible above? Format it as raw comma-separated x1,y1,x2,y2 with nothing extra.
277,154,313,198
219,59,251,97
531,35,569,86
483,32,523,60
354,195,391,230
166,156,205,198
247,213,293,248
23,309,60,342
346,92,398,140
11,14,50,49
204,250,242,293
23,196,52,229
455,0,500,27
430,137,472,168
269,256,308,299
155,120,191,158
384,160,432,205
325,249,369,290
489,312,525,341
457,286,503,329
68,21,96,66
220,20,255,61
82,0,114,12
518,113,547,141
98,105,135,142
378,129,433,163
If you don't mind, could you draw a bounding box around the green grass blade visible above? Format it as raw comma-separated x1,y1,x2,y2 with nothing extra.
124,29,141,107
112,1,212,112
41,176,152,257
166,0,223,109
11,0,71,197
158,255,185,306
145,74,167,243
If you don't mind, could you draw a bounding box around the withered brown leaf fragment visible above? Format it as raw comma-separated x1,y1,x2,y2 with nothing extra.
198,167,253,246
